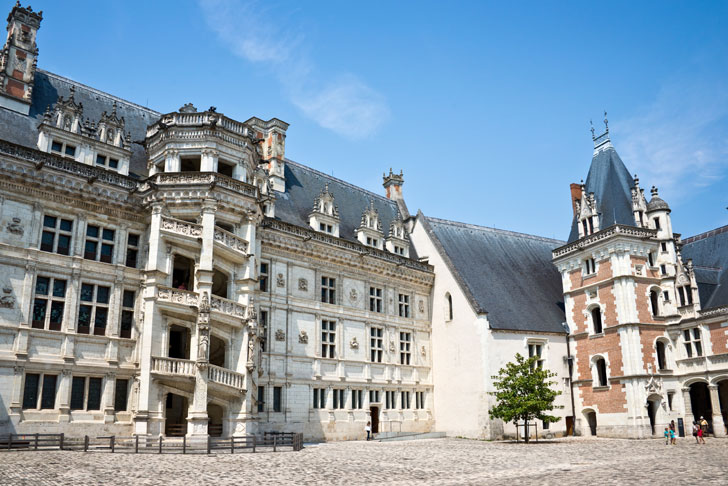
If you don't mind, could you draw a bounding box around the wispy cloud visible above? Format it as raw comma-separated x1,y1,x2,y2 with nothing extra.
198,0,389,139
614,78,728,203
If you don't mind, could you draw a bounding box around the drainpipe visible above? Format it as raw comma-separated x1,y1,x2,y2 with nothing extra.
564,322,576,436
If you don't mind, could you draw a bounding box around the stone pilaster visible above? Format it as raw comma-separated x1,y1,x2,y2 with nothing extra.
709,385,725,437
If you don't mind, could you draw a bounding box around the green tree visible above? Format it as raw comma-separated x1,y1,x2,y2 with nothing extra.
489,353,563,443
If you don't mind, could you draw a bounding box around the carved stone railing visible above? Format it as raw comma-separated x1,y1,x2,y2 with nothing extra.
157,286,199,307
0,139,137,190
147,111,252,139
261,219,432,273
210,295,247,319
139,172,258,198
700,306,728,318
214,227,249,254
708,353,728,365
553,224,658,259
208,364,246,391
151,356,196,377
160,216,203,238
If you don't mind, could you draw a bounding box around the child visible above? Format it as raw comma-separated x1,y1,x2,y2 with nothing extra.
698,425,706,444
669,427,676,445
692,421,700,443
664,427,670,445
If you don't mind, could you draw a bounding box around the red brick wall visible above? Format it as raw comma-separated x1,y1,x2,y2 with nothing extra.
639,328,665,372
634,282,660,324
578,382,628,414
631,256,659,279
568,259,613,289
708,323,728,355
574,332,624,381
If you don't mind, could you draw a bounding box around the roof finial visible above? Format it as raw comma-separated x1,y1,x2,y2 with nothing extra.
633,173,639,187
651,186,658,197
603,110,609,133
590,120,595,140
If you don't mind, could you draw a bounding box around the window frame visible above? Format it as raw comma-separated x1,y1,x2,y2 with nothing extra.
683,327,703,358
84,223,116,263
125,232,140,268
321,319,336,359
369,286,383,313
50,139,76,158
259,262,269,292
312,387,326,409
399,331,412,365
594,357,608,388
77,283,111,335
273,386,282,413
70,376,104,411
398,293,410,318
370,326,383,363
415,391,425,409
22,373,58,410
528,342,545,370
40,215,73,255
321,276,336,304
120,289,135,339
31,276,67,331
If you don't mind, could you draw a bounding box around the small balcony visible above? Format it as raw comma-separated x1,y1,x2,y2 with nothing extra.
210,295,249,327
208,364,246,395
213,227,250,262
156,285,199,319
160,216,203,251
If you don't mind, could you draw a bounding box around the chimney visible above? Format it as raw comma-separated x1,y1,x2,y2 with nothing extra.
0,2,43,115
383,168,410,220
570,183,582,216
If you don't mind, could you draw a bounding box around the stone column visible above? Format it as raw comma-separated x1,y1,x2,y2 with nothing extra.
57,369,72,423
682,387,693,422
709,385,725,437
103,372,116,424
164,149,180,173
201,149,218,172
9,365,24,423
187,307,210,437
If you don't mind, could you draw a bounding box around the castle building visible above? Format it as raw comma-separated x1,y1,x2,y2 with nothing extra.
0,3,725,441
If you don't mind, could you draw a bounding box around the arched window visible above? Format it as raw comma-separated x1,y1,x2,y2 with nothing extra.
650,290,660,317
445,293,453,321
595,357,608,387
591,307,603,334
656,340,667,370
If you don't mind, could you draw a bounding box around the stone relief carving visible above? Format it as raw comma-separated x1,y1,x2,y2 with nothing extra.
350,337,359,349
421,346,427,357
418,300,424,313
197,325,210,368
389,341,396,352
299,330,309,344
349,288,358,303
0,286,15,309
276,273,285,288
275,329,285,341
298,278,308,291
6,217,23,236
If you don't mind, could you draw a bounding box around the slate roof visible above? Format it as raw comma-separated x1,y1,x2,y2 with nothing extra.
421,215,566,333
0,70,160,177
682,225,728,311
567,144,635,243
274,159,413,251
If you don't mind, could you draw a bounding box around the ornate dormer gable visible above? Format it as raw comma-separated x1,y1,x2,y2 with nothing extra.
674,245,700,313
309,183,340,237
355,200,384,249
36,86,132,175
247,116,288,192
574,181,600,239
385,213,410,257
253,165,275,218
631,174,648,227
0,2,43,114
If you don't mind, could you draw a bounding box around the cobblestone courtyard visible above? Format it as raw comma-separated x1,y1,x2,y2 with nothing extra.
1,437,727,485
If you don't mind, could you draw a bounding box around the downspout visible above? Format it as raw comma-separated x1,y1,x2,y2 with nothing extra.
564,322,576,436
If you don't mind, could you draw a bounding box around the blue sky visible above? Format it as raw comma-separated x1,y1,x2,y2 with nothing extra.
28,0,728,240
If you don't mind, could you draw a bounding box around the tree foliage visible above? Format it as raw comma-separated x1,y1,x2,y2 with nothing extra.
489,353,563,442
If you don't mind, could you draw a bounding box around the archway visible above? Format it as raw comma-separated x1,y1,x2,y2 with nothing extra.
209,335,226,367
646,396,661,436
165,393,188,437
689,382,713,432
212,268,229,299
207,403,224,437
583,409,597,436
717,380,728,435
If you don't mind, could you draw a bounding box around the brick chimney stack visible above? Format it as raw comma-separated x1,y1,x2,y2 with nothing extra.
570,182,582,216
0,2,43,114
383,168,410,220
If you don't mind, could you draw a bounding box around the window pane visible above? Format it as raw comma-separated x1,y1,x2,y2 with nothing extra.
122,290,135,308
109,159,119,169
35,276,50,295
60,219,73,232
40,375,57,409
65,145,76,156
114,379,129,412
693,328,700,340
120,310,133,338
86,225,99,238
32,299,47,328
43,215,57,228
70,377,85,410
126,249,137,268
40,231,55,252
100,243,113,262
22,374,40,409
102,229,115,241
87,378,102,410
94,308,108,332
49,301,64,331
78,305,92,333
96,154,106,165
128,234,139,246
53,279,67,297
57,234,71,255
84,240,98,259
51,141,63,152
80,284,94,301
96,286,110,304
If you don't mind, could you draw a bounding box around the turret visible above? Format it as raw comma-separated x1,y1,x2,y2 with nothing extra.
0,2,42,114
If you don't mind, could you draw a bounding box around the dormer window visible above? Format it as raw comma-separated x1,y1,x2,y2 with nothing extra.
356,201,384,250
309,184,340,237
51,140,76,158
385,214,409,257
366,237,379,247
319,223,333,234
95,154,119,170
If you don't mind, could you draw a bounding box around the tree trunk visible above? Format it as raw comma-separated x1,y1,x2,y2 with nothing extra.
524,418,530,443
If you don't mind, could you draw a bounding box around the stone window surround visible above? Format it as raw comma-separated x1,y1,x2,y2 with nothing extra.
399,331,412,365
653,337,672,372
320,318,337,359
646,284,663,318
40,213,74,255
585,303,604,336
682,326,704,359
83,222,117,264
70,375,104,411
590,353,611,389
31,275,67,331
22,372,58,410
526,339,547,369
398,292,411,318
369,286,383,313
369,324,384,363
77,282,111,336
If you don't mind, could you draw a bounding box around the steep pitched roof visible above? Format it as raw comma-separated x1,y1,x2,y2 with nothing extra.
682,225,728,311
0,70,160,177
567,145,635,242
274,160,413,251
422,215,566,334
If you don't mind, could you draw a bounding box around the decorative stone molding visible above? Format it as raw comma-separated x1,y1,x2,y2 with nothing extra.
210,295,246,318
5,217,23,235
213,227,249,254
157,286,199,306
276,273,285,288
421,346,426,357
349,288,358,303
298,330,308,344
275,329,285,341
0,286,15,308
160,216,202,238
298,278,308,291
350,337,359,349
553,224,658,259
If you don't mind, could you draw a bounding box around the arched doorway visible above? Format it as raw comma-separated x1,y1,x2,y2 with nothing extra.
584,409,597,436
165,393,188,437
689,382,713,433
209,335,226,367
717,380,728,435
208,403,224,437
646,396,661,435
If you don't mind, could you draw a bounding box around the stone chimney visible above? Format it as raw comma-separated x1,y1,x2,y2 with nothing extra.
0,2,42,114
383,168,410,220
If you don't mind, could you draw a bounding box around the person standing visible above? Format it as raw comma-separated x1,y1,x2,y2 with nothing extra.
669,420,677,445
699,416,709,436
365,421,372,441
692,421,700,444
664,427,670,445
698,424,706,444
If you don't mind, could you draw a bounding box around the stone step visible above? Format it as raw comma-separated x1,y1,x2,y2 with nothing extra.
376,431,446,442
